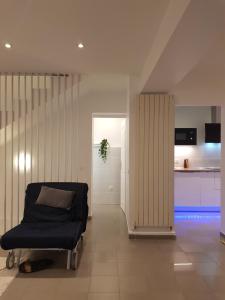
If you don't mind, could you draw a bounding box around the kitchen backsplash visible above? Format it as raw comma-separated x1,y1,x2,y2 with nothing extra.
174,144,221,168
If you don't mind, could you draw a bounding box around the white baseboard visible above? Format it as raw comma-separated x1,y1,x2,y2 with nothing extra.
128,229,176,239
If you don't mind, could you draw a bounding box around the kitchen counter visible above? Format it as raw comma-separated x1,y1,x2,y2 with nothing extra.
174,168,221,211
174,167,220,172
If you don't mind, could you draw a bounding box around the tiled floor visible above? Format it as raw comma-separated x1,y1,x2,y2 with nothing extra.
1,206,225,299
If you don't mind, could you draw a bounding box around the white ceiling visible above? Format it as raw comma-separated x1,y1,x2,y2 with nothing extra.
0,0,170,74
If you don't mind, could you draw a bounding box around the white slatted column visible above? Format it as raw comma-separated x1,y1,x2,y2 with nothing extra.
134,94,174,230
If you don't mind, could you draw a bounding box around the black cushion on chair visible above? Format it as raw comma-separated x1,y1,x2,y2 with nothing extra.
23,204,73,223
1,222,83,250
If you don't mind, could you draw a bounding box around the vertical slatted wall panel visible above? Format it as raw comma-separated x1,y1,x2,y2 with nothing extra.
59,76,66,181
12,76,19,227
0,74,79,234
0,76,6,232
72,75,79,181
25,76,32,187
39,76,45,182
51,76,59,181
6,75,13,231
134,94,174,228
32,76,38,183
45,76,52,182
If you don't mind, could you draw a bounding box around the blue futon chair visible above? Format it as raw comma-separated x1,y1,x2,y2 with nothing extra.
0,182,88,270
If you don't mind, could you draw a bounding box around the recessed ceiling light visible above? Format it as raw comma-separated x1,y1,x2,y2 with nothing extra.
4,42,12,49
77,42,84,49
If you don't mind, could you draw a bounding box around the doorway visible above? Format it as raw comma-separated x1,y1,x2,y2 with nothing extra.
92,115,126,213
174,106,221,237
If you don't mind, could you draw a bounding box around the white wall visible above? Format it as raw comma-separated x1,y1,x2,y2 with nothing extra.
175,106,221,168
92,118,125,205
92,147,121,205
93,118,124,147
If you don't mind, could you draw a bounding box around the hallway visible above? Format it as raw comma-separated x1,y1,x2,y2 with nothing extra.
1,205,225,300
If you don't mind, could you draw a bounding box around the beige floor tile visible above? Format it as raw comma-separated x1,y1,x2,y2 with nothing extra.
20,278,61,300
118,262,149,276
176,273,211,293
120,293,150,300
91,262,118,276
119,276,148,294
155,251,190,264
89,276,119,293
0,278,28,300
58,278,90,293
147,273,181,291
183,291,216,300
148,291,185,300
0,276,15,297
21,289,57,300
75,263,91,277
88,293,119,300
203,275,225,292
187,252,212,263
214,293,225,300
117,252,149,263
194,262,224,276
55,293,88,300
92,251,117,263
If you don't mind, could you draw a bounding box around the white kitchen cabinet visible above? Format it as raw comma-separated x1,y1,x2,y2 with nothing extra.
174,171,221,208
200,172,221,206
214,172,221,190
174,172,201,206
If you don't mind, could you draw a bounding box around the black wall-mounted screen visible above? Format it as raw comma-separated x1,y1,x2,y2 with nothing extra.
205,123,221,143
175,128,197,145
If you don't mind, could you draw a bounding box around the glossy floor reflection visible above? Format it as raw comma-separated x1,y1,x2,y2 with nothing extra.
0,206,225,300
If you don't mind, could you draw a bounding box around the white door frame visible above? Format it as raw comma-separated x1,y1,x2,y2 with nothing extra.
91,113,127,214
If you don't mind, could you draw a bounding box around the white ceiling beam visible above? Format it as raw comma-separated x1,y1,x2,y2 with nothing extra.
139,0,225,93
138,0,191,93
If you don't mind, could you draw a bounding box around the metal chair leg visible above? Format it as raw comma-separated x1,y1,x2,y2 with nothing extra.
66,250,72,270
6,250,15,269
74,251,78,270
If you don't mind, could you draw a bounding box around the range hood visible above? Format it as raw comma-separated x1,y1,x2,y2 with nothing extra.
211,106,221,123
205,123,221,143
205,107,221,143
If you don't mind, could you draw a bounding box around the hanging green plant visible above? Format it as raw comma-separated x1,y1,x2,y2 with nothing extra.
98,138,110,162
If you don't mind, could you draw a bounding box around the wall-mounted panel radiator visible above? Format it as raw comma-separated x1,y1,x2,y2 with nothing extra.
134,94,174,229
